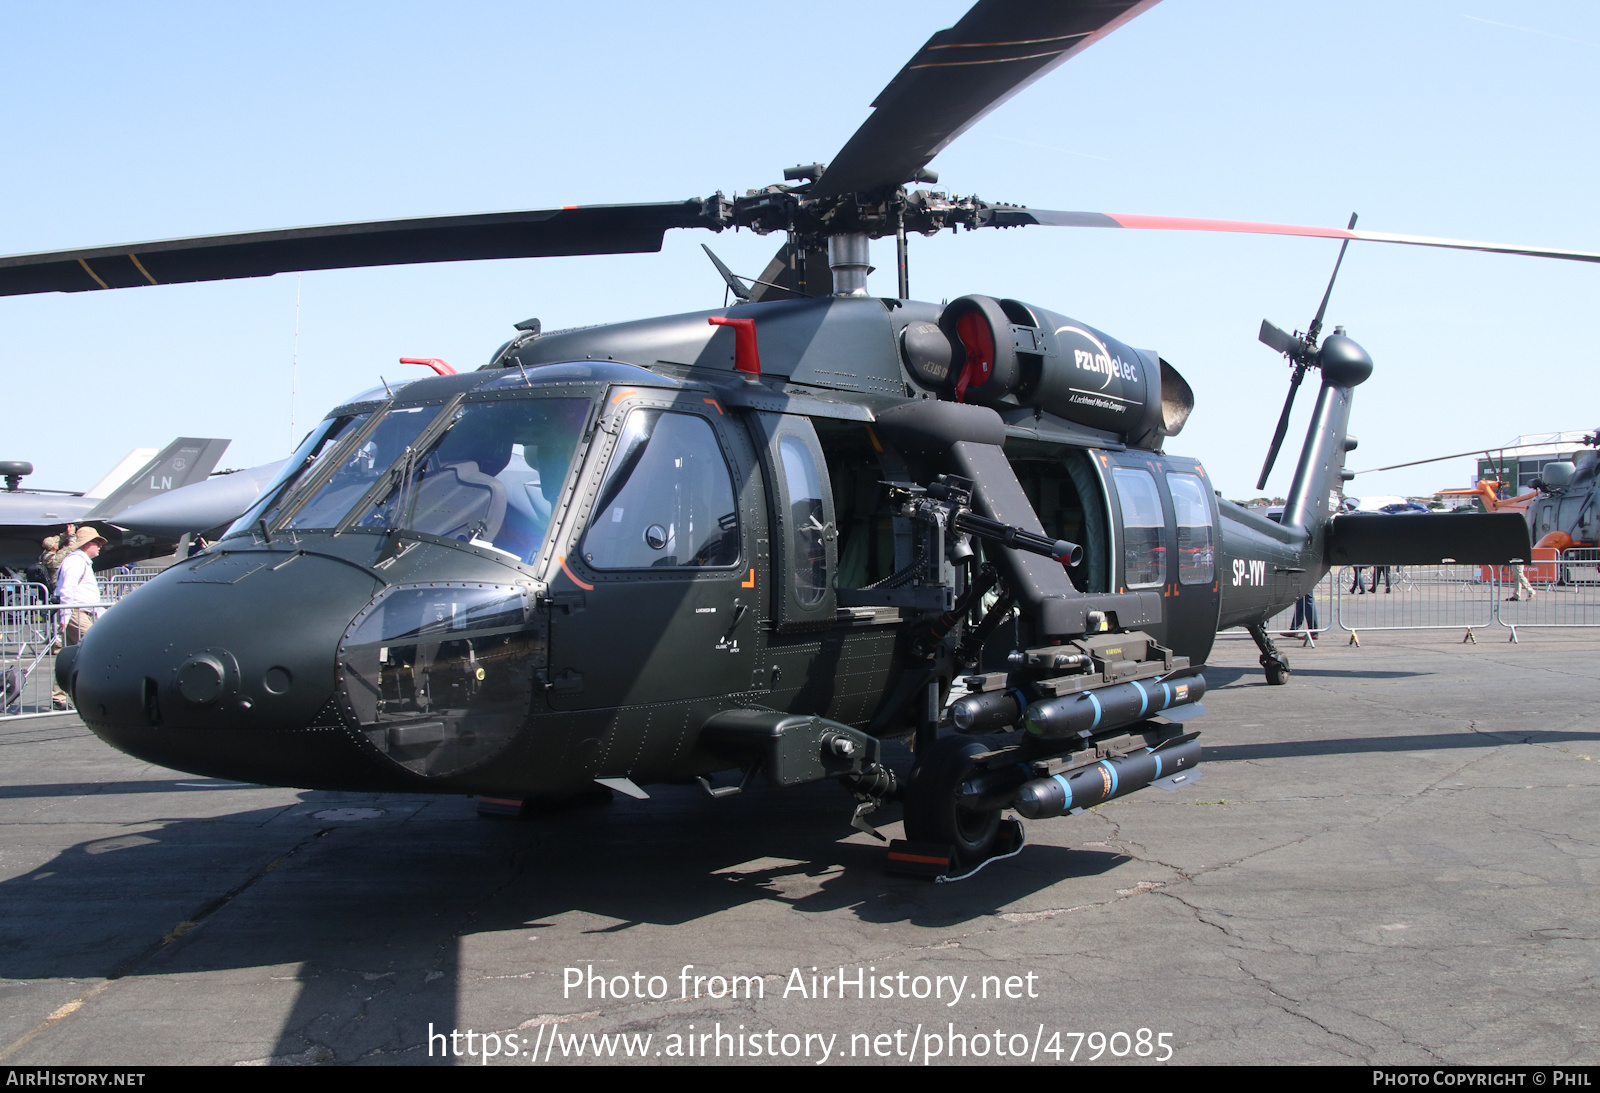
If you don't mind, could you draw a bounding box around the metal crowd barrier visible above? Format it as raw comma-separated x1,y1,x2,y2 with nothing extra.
1335,564,1497,644
98,564,165,603
1495,550,1600,641
1260,571,1337,646
1248,554,1600,648
0,601,115,718
1,581,52,608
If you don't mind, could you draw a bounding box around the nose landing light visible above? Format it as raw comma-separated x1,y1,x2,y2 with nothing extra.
176,652,234,706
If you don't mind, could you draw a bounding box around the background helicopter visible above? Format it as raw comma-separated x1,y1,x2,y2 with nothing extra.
1,0,1587,874
1346,430,1599,552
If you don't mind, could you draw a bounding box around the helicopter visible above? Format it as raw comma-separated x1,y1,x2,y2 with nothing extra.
1355,431,1599,553
3,0,1575,875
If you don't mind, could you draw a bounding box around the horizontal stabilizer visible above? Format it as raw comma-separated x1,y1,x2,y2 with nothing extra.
1325,512,1531,566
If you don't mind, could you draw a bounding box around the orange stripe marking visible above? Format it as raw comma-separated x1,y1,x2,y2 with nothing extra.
557,556,594,591
888,851,950,866
77,259,110,290
740,568,755,588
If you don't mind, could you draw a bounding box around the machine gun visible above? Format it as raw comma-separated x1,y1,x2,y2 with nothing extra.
837,474,1082,613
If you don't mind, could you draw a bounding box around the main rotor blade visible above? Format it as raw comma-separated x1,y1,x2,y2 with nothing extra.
1351,440,1593,475
1256,365,1307,492
0,200,719,297
979,208,1600,264
810,0,1160,199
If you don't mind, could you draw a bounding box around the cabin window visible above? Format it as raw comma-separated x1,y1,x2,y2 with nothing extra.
779,435,827,606
1112,467,1165,588
1167,472,1215,584
581,409,739,570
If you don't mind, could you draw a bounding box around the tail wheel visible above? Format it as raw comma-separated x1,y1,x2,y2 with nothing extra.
903,736,1001,864
1264,658,1291,686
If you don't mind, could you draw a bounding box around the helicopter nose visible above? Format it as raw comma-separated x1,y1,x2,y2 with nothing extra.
71,548,402,788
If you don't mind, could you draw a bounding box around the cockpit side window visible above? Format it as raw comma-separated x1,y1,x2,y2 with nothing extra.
580,409,740,570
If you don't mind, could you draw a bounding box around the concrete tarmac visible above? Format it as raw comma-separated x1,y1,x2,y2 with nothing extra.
0,628,1595,1066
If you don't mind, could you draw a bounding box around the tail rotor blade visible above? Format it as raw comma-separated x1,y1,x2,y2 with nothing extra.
1256,365,1307,491
1307,212,1358,344
1258,319,1296,356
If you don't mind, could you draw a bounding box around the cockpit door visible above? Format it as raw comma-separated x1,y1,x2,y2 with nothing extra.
544,397,762,711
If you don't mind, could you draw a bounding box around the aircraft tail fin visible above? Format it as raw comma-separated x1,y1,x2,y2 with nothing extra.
85,438,230,519
1280,334,1372,537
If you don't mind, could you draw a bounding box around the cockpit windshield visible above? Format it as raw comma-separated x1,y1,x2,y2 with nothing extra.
346,397,591,562
281,405,438,531
222,412,371,540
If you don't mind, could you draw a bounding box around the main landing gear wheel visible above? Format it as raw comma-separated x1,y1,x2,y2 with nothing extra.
903,736,1001,865
1264,658,1291,686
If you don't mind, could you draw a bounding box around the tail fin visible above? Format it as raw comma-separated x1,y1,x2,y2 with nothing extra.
1280,334,1371,542
85,438,230,519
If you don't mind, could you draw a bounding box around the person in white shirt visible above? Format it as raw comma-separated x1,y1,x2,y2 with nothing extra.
51,526,107,709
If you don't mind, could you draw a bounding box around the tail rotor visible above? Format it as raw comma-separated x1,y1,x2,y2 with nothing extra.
1255,212,1358,491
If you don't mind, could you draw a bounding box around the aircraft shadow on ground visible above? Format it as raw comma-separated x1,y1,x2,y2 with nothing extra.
0,778,260,800
1203,727,1600,764
1206,664,1426,688
0,772,1126,1063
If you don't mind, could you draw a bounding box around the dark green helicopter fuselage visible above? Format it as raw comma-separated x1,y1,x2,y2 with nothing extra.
68,292,1362,799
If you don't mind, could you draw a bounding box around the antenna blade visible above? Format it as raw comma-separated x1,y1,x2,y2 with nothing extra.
700,244,752,301
1258,319,1295,356
1256,366,1306,491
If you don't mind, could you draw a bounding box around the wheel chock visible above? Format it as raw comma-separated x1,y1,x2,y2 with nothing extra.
885,819,1027,882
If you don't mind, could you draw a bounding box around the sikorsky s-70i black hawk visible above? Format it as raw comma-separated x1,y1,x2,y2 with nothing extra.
7,0,1573,876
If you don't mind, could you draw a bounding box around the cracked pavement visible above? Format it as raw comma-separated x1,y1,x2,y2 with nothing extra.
0,627,1594,1065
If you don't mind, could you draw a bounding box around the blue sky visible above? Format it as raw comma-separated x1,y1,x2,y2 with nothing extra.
3,0,1596,501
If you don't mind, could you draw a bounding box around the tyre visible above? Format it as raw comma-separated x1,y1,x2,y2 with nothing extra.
903,735,1001,864
1264,659,1290,686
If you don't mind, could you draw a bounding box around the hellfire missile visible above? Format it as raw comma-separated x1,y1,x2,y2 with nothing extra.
1013,734,1202,819
1023,673,1206,740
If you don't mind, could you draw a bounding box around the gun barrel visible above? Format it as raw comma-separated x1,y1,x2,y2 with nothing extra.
952,511,1083,566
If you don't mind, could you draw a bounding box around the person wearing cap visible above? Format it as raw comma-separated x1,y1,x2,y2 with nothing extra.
39,525,77,592
51,526,107,708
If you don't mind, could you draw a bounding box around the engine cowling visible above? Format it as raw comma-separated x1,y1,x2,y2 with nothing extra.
903,294,1194,447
